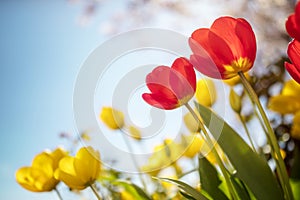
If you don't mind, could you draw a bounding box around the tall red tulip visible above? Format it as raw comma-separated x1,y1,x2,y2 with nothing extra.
142,57,196,110
285,39,300,84
286,1,300,41
189,16,256,79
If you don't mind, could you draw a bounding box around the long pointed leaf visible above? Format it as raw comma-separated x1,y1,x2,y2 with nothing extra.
198,156,229,200
158,177,210,200
195,103,284,200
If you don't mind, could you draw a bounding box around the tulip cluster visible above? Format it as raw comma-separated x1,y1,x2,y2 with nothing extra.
16,146,101,199
16,2,300,200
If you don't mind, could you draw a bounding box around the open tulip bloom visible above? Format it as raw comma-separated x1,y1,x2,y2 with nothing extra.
189,16,256,79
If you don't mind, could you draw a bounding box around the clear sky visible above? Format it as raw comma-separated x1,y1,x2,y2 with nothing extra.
0,1,269,199
0,1,107,199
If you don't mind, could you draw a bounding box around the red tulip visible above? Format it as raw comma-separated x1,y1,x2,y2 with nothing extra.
286,1,300,41
142,57,196,110
189,16,256,79
285,39,300,84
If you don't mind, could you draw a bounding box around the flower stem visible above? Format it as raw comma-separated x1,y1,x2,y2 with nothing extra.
121,132,148,192
90,184,102,200
185,103,238,200
54,188,63,200
239,72,293,200
238,113,257,153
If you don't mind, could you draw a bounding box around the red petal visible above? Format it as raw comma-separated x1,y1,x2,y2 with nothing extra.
190,54,224,79
286,2,300,41
170,57,196,99
286,39,300,84
145,66,175,98
210,16,256,62
190,28,227,74
288,40,300,65
142,93,179,110
285,62,300,84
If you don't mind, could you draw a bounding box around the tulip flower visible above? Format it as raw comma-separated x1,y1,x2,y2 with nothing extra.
286,1,300,41
142,57,196,110
100,107,125,130
269,79,300,114
285,39,300,84
54,146,101,190
189,16,256,79
195,79,216,107
16,148,66,192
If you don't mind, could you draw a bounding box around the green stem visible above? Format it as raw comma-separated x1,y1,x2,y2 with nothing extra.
238,113,257,153
185,103,238,200
239,72,293,200
121,133,148,192
54,188,63,200
90,184,102,200
178,168,197,178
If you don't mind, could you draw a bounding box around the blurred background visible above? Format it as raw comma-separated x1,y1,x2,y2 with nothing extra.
0,0,296,199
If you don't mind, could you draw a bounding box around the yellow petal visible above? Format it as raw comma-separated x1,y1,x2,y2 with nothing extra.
292,112,300,140
229,88,242,113
223,72,250,86
182,134,203,158
128,126,142,140
184,110,200,133
268,95,300,114
100,107,124,129
282,79,300,97
32,153,54,177
74,147,101,184
49,147,67,168
195,79,216,107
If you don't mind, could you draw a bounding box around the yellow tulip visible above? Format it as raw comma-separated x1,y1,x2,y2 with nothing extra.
292,111,300,140
184,110,201,133
100,107,124,129
182,134,202,158
54,146,101,190
181,134,224,165
141,139,183,175
15,148,66,192
195,79,216,107
128,125,142,140
269,79,300,114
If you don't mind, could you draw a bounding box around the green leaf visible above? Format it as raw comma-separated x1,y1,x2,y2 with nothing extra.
180,191,197,200
198,156,229,200
113,180,152,200
230,176,251,200
290,179,300,200
157,177,210,200
195,103,284,200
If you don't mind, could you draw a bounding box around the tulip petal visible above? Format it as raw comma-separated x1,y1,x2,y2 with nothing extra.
171,57,196,92
74,147,100,183
286,40,300,84
286,2,300,41
268,95,300,114
142,93,178,110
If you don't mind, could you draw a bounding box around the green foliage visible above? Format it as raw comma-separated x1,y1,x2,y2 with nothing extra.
195,102,284,200
157,177,210,200
198,156,228,200
113,180,152,200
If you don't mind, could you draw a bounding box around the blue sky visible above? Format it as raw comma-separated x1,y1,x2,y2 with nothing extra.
0,1,107,199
